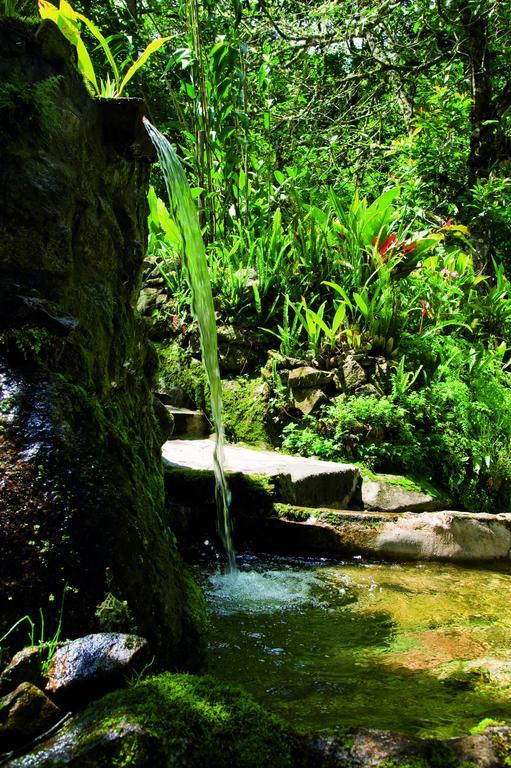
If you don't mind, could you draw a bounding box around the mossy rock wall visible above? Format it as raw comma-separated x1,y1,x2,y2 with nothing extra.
0,18,204,666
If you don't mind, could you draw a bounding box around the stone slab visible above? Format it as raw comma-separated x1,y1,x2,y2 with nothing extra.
162,439,360,508
265,507,511,562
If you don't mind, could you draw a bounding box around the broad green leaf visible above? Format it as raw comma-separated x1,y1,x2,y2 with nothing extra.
156,197,181,247
75,9,119,87
323,281,352,307
59,0,78,21
362,187,400,243
38,0,59,21
332,302,346,333
75,36,99,93
147,186,160,231
118,37,171,96
184,82,196,99
353,292,369,315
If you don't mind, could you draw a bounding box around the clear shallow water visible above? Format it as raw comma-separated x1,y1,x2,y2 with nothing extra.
198,554,511,739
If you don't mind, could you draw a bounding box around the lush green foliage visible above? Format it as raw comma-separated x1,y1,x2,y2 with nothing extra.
283,333,511,513
19,0,511,512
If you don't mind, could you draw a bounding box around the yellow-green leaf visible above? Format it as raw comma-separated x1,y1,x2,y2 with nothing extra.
75,36,99,93
75,10,120,87
59,0,78,22
38,0,59,21
118,37,171,96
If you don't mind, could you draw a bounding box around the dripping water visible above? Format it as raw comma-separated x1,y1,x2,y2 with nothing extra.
144,118,236,572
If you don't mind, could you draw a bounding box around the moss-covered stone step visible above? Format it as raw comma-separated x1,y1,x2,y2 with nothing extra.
165,406,210,439
162,438,361,508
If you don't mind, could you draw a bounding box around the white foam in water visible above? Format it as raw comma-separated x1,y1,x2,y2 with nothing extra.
206,569,328,615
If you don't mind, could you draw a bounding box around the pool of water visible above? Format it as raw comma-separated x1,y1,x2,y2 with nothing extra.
196,553,511,739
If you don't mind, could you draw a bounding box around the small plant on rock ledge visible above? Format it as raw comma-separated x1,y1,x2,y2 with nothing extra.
38,0,170,98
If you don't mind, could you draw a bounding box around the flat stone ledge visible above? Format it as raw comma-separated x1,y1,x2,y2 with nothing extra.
263,508,511,562
162,439,361,508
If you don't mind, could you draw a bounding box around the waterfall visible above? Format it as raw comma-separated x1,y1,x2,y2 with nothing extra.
144,118,236,573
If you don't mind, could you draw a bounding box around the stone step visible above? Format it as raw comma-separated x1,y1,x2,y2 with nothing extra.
165,407,209,439
241,507,511,562
162,438,361,508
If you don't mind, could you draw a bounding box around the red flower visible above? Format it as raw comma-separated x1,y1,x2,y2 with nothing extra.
378,233,397,256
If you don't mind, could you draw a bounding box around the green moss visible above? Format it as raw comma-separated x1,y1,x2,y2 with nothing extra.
493,730,511,766
157,342,273,448
181,571,209,663
80,672,306,768
274,503,310,522
222,377,272,447
378,759,431,768
357,466,448,500
378,752,476,768
0,73,63,136
470,717,505,734
157,342,210,412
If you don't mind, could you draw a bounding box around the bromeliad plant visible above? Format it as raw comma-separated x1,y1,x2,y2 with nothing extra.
329,186,441,287
38,0,170,98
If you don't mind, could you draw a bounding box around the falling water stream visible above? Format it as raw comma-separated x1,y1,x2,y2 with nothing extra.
144,119,236,572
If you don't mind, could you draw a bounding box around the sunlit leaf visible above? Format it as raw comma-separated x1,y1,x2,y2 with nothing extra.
118,36,171,96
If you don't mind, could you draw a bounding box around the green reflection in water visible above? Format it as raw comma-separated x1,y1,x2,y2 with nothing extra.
198,556,511,739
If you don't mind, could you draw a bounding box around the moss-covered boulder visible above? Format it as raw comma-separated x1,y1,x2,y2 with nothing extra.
6,673,309,768
0,18,205,666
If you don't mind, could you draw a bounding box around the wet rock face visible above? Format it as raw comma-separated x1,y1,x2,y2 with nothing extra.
0,18,203,666
45,634,148,705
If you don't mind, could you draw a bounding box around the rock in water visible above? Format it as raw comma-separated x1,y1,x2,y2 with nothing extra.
376,511,511,560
